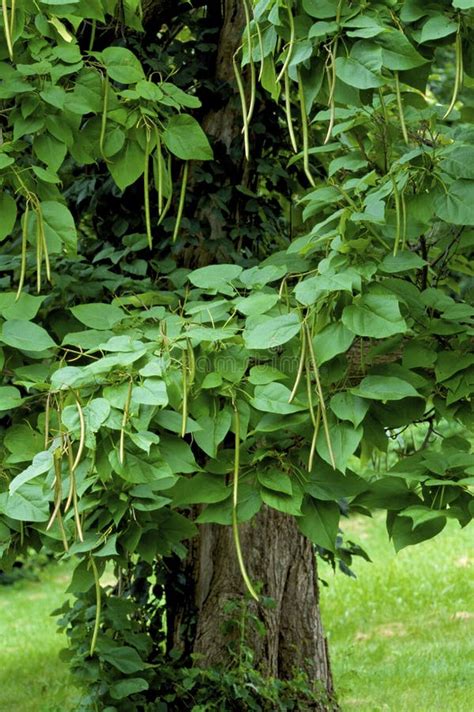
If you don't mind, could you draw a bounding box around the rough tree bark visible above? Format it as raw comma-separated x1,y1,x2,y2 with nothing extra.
158,1,336,707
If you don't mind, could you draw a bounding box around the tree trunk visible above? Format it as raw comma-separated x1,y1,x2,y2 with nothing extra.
190,508,336,705
157,1,337,707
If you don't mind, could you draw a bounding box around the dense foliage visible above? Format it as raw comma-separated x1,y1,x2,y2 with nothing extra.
0,0,473,709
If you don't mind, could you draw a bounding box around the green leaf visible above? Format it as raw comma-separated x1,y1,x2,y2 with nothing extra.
0,386,24,410
132,379,168,407
0,193,17,241
251,382,306,414
377,30,427,69
108,140,145,191
342,292,407,338
194,411,231,458
294,271,358,306
70,303,125,330
440,146,474,179
420,15,458,43
434,180,474,226
298,498,339,551
235,292,279,316
41,201,77,254
351,376,421,401
244,313,301,349
389,513,446,552
1,319,56,352
163,115,213,161
260,488,302,516
169,474,229,505
110,679,149,700
380,251,426,273
101,47,145,83
316,421,363,473
257,468,293,495
0,292,45,320
188,264,242,294
9,451,53,494
330,392,369,428
248,365,287,385
302,0,340,18
312,323,354,365
452,0,474,8
335,42,384,90
0,484,50,522
101,647,146,674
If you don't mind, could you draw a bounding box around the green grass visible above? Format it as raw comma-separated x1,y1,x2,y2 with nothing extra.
320,515,474,712
0,562,78,712
0,518,472,712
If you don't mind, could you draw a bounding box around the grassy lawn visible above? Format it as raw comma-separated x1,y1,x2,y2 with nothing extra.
320,515,474,711
0,516,472,711
0,562,78,712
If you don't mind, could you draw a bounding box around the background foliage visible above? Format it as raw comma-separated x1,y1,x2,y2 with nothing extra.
0,0,473,709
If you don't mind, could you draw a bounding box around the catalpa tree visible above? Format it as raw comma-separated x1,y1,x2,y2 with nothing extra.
0,0,473,709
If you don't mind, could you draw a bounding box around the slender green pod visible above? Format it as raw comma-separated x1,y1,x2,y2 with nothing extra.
304,322,336,470
297,70,316,187
89,557,101,656
395,72,409,144
243,0,256,123
119,380,133,465
172,160,188,243
232,405,259,602
276,0,295,83
289,327,306,402
443,27,463,119
144,128,153,248
233,51,250,160
15,203,29,300
99,76,109,161
284,70,298,153
157,154,173,226
181,348,188,437
2,0,13,59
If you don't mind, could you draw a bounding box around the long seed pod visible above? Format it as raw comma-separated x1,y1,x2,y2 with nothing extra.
172,160,188,243
232,405,259,601
401,187,407,251
308,405,321,473
187,339,195,387
157,154,173,226
391,175,402,256
38,206,51,283
43,392,51,449
71,394,85,473
255,15,265,82
242,0,256,123
89,557,101,656
65,435,75,512
15,202,29,301
233,51,250,160
305,322,336,470
46,449,63,531
324,41,338,145
276,0,295,83
289,327,306,402
284,70,298,153
99,76,109,161
72,474,84,542
443,28,463,120
35,204,43,293
119,379,133,465
297,70,316,187
180,348,188,437
2,0,13,59
155,126,163,215
144,128,153,248
395,72,409,144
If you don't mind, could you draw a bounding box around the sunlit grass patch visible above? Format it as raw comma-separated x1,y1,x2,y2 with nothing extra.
321,514,474,712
